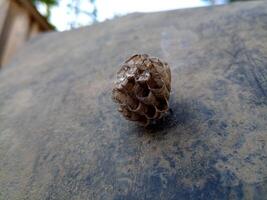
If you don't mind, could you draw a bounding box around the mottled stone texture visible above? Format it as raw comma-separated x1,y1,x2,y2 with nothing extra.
0,1,267,199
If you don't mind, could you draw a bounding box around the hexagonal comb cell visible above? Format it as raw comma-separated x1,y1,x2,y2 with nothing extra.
112,54,171,126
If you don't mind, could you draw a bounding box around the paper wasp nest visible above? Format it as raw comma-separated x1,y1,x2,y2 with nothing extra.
112,54,171,126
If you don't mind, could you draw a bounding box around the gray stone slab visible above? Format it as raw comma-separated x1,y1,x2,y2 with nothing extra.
0,1,267,199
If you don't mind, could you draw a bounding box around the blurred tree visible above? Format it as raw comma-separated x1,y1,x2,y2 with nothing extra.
67,0,97,29
31,0,98,30
31,0,57,19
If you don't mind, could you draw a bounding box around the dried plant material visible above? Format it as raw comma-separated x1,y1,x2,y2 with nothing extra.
112,54,171,126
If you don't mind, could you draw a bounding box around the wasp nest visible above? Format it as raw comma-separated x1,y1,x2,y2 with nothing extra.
112,54,171,126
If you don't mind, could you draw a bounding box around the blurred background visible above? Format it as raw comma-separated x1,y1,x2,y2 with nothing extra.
0,0,253,67
35,0,251,31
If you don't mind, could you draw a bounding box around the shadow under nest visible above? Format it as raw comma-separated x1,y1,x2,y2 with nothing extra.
137,96,194,134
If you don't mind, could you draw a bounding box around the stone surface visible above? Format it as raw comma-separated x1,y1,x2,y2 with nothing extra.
0,1,267,199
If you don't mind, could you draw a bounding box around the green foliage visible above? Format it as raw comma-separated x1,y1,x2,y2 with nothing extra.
31,0,58,7
31,0,58,18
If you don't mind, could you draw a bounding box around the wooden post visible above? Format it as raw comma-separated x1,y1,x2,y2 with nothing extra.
0,1,30,66
28,22,40,39
0,0,9,32
0,0,11,67
0,0,53,68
